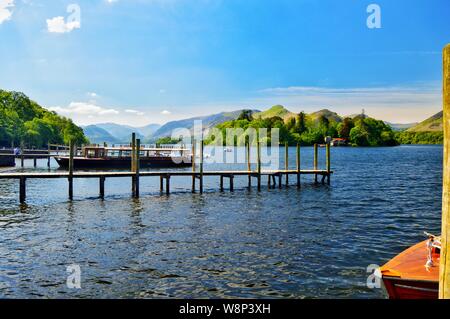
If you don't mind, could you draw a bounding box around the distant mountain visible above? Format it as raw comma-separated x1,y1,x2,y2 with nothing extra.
83,122,161,143
136,123,161,137
385,122,418,131
407,111,443,132
82,125,120,144
152,109,260,140
253,105,295,120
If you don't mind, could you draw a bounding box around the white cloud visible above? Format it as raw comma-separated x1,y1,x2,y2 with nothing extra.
46,16,80,33
106,0,118,3
125,109,145,116
0,0,14,24
87,92,98,98
50,102,119,116
161,110,171,115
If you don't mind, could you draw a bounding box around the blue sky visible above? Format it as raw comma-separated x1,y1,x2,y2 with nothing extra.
0,0,449,125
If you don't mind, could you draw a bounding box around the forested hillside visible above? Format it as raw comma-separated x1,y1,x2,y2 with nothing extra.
0,89,88,148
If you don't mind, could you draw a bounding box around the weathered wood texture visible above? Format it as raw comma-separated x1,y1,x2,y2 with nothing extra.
440,44,450,299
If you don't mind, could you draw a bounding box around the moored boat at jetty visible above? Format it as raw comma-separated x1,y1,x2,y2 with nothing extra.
380,234,440,299
55,145,192,169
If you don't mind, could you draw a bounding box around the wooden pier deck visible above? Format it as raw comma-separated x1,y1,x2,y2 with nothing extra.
0,138,334,203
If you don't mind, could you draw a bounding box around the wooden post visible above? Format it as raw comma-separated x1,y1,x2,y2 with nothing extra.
33,157,37,167
199,138,204,194
99,176,105,199
68,140,74,200
160,176,164,193
257,136,261,191
314,143,318,184
20,142,24,168
220,175,224,192
192,137,196,193
19,177,26,203
166,175,170,195
230,175,234,192
285,142,289,186
247,141,251,188
135,139,140,198
296,143,301,188
440,43,450,299
47,142,51,168
131,133,136,196
326,141,331,185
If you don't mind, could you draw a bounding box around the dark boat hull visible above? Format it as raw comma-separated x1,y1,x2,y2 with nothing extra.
55,156,192,169
382,277,438,299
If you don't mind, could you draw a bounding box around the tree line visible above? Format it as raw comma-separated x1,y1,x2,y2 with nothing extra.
0,90,88,148
207,110,398,146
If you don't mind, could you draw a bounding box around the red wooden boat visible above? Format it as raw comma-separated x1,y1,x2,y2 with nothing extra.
380,235,440,299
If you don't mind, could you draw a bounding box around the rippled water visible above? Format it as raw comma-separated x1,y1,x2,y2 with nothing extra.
0,145,442,298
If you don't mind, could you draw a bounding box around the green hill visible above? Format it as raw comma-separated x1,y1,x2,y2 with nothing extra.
0,89,88,148
253,105,296,121
309,109,342,123
407,111,443,132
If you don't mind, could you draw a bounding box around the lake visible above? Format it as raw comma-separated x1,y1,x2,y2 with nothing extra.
0,145,442,298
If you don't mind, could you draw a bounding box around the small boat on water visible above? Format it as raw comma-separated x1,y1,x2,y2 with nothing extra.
380,233,440,299
55,145,193,169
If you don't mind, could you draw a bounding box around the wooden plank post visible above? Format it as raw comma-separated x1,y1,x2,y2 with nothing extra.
191,137,196,193
247,140,251,189
296,143,301,188
135,138,140,198
20,142,24,167
99,176,105,199
440,43,450,299
68,140,74,200
47,142,51,168
314,143,318,184
166,175,170,195
19,177,26,203
285,142,289,186
257,134,261,191
131,133,136,196
326,141,331,185
199,138,204,194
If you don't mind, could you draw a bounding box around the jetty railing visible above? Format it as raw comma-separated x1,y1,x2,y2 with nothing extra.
0,135,333,203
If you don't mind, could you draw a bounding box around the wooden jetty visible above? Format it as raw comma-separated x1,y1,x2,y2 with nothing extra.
0,136,333,203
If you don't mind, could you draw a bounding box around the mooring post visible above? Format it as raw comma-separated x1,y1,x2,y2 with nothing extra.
326,141,331,185
257,137,261,191
285,142,289,186
220,175,224,192
165,175,170,195
99,176,105,199
246,140,251,189
268,174,271,189
230,175,234,192
19,177,26,203
47,142,51,168
20,142,24,168
314,143,318,184
199,138,204,194
68,140,74,200
191,137,196,193
160,175,164,193
135,138,141,198
131,133,136,196
440,43,450,299
296,143,301,188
